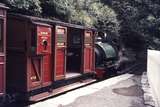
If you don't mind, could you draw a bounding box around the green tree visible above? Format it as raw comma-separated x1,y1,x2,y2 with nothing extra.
41,0,119,35
88,2,119,36
2,0,120,38
102,0,160,50
40,0,74,21
4,0,42,15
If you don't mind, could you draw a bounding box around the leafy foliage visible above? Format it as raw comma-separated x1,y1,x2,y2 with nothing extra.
102,0,160,51
4,0,42,15
1,0,120,37
2,0,160,52
40,0,71,20
88,2,120,36
40,0,120,38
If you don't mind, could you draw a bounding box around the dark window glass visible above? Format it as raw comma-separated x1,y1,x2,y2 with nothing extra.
31,27,37,53
31,28,36,47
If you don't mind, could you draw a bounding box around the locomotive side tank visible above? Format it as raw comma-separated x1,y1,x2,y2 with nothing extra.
95,42,117,67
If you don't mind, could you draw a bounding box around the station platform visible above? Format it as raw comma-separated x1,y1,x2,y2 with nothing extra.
29,74,149,107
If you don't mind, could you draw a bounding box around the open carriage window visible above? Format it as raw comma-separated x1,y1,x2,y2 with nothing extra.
0,20,3,52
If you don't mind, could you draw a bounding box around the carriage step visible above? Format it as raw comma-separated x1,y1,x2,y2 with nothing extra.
29,79,96,102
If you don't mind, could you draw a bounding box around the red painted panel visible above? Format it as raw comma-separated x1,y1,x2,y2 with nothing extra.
30,57,41,88
83,30,94,73
84,48,93,72
55,49,65,77
0,63,4,93
95,68,105,79
42,55,52,86
37,26,52,55
0,57,4,62
0,20,5,93
54,26,67,80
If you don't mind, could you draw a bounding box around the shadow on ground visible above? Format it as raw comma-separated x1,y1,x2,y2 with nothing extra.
62,75,145,107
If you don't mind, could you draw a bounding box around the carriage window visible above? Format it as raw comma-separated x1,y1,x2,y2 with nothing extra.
0,20,3,52
72,30,81,45
57,28,66,43
85,32,92,44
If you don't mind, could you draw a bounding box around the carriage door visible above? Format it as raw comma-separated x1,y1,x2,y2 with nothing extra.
83,30,94,73
54,26,67,80
0,19,5,93
30,25,52,88
37,26,52,87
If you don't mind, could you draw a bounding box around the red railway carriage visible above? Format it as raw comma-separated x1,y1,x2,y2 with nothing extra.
0,3,8,98
6,14,52,93
6,13,96,101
